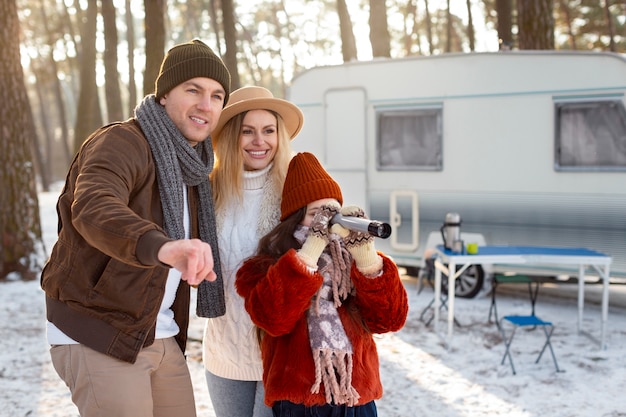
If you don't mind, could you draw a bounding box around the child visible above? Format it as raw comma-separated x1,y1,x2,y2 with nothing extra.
235,152,409,417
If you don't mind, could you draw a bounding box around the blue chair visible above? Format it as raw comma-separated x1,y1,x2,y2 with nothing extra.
499,315,561,375
488,274,541,328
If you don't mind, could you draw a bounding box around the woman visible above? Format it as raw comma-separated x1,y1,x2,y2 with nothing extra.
202,86,304,417
235,152,409,417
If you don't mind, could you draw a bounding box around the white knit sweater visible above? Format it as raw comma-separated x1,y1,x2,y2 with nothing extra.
202,164,281,380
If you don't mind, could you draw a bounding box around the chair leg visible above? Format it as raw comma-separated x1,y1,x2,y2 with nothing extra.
418,258,435,295
500,316,561,375
419,297,436,324
528,281,540,316
420,294,461,327
488,278,499,326
499,319,518,375
490,276,542,330
536,324,561,372
417,272,424,295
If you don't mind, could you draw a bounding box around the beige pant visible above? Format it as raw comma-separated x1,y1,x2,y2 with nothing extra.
50,337,196,417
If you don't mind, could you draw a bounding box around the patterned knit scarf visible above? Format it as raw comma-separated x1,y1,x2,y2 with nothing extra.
135,95,225,318
294,226,360,406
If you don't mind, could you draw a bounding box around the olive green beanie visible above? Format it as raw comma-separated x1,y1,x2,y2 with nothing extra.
154,39,231,106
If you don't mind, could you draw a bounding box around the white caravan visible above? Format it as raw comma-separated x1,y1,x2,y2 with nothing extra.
287,51,626,289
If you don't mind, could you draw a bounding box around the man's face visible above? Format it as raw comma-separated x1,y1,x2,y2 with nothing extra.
159,77,226,147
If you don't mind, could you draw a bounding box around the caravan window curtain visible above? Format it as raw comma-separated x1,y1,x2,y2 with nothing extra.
555,98,626,171
376,107,443,171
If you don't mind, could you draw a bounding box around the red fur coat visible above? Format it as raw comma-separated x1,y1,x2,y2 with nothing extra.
235,249,409,407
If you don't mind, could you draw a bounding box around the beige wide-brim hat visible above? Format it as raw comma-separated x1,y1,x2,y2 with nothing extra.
211,86,304,145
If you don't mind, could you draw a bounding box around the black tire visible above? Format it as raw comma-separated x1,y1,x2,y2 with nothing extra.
441,263,485,299
401,265,420,277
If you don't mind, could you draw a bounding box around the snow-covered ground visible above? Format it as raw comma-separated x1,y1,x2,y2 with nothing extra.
1,188,625,417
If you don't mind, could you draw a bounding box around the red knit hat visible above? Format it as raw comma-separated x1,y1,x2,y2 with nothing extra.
281,152,343,221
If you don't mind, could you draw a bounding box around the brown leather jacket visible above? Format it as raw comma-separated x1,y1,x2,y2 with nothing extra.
41,119,199,363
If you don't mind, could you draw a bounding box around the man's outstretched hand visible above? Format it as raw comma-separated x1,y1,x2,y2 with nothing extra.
158,239,217,286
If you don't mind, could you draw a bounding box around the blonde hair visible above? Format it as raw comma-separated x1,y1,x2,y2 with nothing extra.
211,110,293,212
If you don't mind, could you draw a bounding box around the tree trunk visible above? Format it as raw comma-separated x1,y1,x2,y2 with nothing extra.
369,0,391,57
401,0,416,55
221,0,240,91
73,0,102,152
126,0,137,114
337,0,358,62
557,0,576,49
272,2,297,96
208,0,223,55
61,0,81,96
32,66,52,191
423,0,434,54
102,0,124,122
409,0,422,55
496,0,513,49
466,0,475,51
604,0,616,52
446,0,452,52
0,0,45,281
517,0,555,50
144,0,166,97
39,0,72,167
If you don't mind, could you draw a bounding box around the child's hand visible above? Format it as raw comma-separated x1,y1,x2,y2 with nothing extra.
335,206,382,276
298,203,340,269
332,206,375,248
308,203,340,243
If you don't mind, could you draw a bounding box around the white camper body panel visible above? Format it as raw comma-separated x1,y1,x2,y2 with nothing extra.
288,51,626,277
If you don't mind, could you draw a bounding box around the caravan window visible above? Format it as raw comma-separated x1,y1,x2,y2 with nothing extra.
555,98,626,171
376,107,443,171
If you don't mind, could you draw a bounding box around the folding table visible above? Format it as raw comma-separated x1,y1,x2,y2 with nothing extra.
432,245,612,350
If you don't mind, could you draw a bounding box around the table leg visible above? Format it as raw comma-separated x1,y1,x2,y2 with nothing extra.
579,263,611,350
601,264,610,350
578,264,585,334
433,258,442,332
448,262,457,343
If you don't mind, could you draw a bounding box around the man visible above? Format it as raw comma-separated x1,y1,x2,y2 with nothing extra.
41,39,230,417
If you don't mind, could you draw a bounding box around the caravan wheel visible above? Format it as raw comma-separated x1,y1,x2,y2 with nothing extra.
441,264,485,299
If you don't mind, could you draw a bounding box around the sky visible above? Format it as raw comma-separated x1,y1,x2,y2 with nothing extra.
1,186,626,416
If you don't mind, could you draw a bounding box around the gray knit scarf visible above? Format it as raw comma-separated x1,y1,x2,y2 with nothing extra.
294,226,360,406
135,95,225,318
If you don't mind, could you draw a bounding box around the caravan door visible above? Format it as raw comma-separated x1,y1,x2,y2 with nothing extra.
389,190,419,252
324,88,367,208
